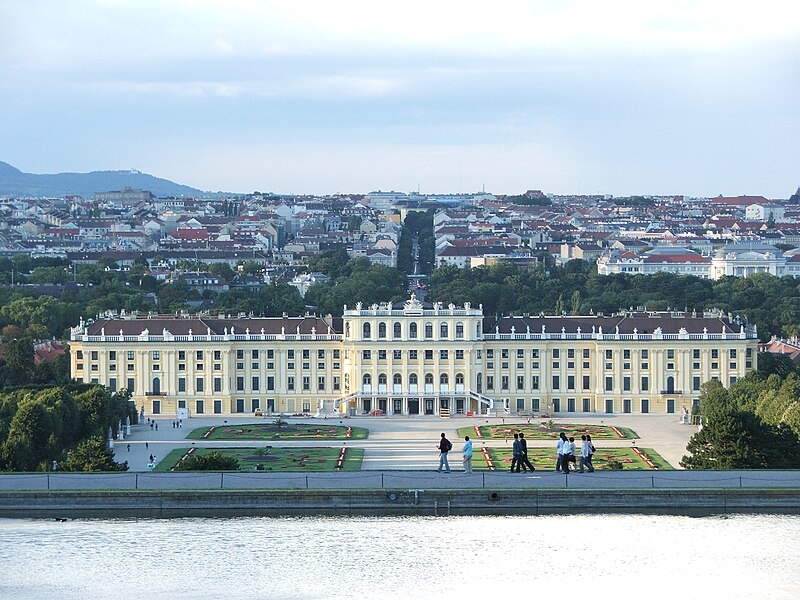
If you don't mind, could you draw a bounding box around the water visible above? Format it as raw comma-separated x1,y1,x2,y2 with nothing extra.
1,514,797,599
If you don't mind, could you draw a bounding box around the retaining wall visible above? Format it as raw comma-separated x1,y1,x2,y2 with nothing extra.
2,488,800,518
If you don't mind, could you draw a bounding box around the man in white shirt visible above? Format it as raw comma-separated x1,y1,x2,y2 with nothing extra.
556,432,567,472
579,434,592,472
562,436,576,473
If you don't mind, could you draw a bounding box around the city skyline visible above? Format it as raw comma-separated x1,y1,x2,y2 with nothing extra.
2,1,798,197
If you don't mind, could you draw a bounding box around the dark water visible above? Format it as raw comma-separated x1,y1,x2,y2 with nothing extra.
1,514,797,599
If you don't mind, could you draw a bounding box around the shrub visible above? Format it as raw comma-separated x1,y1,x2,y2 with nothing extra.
174,451,240,471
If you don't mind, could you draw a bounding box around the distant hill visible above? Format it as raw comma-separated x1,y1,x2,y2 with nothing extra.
0,161,205,198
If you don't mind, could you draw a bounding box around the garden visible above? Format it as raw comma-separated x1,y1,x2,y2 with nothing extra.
187,420,369,441
155,446,364,472
458,421,638,440
479,446,671,471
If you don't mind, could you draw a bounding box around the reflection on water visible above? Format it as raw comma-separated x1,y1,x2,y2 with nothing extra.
1,514,798,600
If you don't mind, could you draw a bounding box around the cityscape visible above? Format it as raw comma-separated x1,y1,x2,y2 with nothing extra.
1,1,799,599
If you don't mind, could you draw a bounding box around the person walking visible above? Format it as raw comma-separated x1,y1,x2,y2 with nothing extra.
518,432,536,471
126,443,130,452
585,434,596,472
437,432,452,473
462,436,474,474
510,433,522,473
579,435,589,472
563,436,576,473
556,432,567,472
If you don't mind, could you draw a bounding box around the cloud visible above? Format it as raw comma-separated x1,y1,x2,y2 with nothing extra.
1,0,798,197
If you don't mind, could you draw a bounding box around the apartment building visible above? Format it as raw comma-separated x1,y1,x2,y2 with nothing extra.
70,295,758,419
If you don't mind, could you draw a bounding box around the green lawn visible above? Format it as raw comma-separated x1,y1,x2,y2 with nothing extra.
458,423,639,440
479,446,672,471
186,423,369,441
155,446,364,472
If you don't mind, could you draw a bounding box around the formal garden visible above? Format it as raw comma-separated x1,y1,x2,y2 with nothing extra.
186,420,369,441
155,446,364,472
479,446,671,470
458,421,638,440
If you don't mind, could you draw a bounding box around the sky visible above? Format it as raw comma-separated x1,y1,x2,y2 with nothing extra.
1,0,798,197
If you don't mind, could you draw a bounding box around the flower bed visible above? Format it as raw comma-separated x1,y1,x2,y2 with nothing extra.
458,423,638,440
481,446,671,471
187,423,369,441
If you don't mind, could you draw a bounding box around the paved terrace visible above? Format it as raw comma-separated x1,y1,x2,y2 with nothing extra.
0,414,798,492
102,412,698,472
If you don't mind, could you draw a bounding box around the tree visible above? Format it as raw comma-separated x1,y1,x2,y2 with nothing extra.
1,397,54,470
681,380,800,469
174,451,240,471
1,336,35,386
757,352,796,378
570,290,582,315
60,436,128,472
208,262,235,282
347,216,362,232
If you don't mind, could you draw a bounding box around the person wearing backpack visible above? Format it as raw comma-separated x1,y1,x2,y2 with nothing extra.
437,432,452,473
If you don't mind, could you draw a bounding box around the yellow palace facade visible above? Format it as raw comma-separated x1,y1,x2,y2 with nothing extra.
70,295,758,418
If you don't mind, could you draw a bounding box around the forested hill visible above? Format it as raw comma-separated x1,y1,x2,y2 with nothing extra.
0,161,204,198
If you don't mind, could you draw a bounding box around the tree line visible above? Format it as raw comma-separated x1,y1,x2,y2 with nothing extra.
0,385,133,472
683,357,800,468
428,260,800,340
9,249,800,341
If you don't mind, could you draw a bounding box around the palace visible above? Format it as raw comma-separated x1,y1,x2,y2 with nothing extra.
69,295,759,418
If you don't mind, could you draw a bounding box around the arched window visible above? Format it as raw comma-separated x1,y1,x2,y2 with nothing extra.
455,373,464,385
363,373,372,385
440,322,449,338
477,372,483,393
425,373,434,385
393,373,402,385
345,322,351,337
409,373,418,385
455,322,464,339
666,376,675,393
476,322,482,337
378,322,387,339
393,322,402,338
409,322,418,339
425,322,433,338
440,373,449,385
378,373,387,385
152,377,161,394
363,322,371,339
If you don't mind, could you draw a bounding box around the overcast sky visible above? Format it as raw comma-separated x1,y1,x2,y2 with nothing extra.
1,0,798,197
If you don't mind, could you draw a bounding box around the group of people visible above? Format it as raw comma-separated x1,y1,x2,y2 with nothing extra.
435,430,596,474
556,432,595,473
436,433,473,473
510,432,536,473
